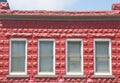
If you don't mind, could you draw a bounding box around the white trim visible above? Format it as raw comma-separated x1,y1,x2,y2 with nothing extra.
66,39,83,75
9,38,27,75
94,38,112,75
38,39,55,75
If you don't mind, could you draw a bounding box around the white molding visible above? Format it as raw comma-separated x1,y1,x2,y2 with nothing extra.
38,39,55,75
9,38,27,75
66,39,83,75
94,38,112,75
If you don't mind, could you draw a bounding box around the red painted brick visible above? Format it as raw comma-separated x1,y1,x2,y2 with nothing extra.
0,20,120,82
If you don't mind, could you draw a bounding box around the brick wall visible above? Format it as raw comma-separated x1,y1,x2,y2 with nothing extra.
0,20,120,82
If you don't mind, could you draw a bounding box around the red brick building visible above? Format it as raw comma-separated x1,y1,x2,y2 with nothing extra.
0,1,120,83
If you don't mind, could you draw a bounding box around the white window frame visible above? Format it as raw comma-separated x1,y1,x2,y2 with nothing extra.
66,39,83,75
9,38,27,75
94,38,112,75
38,39,55,75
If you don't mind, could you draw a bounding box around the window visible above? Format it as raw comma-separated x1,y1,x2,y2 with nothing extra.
94,39,112,75
10,39,27,75
66,39,83,75
38,39,55,75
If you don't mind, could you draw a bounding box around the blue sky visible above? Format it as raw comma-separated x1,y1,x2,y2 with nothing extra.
7,0,120,11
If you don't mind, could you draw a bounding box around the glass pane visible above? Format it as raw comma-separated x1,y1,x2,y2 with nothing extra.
39,41,53,56
11,41,26,72
11,41,25,57
96,58,109,73
95,41,109,57
67,41,81,72
11,57,25,72
68,41,81,57
39,56,53,72
68,60,81,72
39,41,53,72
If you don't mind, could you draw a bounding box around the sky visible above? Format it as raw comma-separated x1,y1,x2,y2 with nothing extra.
7,0,120,11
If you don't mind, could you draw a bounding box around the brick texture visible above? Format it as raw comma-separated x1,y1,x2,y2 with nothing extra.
0,2,9,10
0,20,120,83
112,3,120,10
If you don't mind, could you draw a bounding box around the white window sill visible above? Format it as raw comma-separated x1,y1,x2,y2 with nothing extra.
9,72,26,75
7,75,29,78
38,72,55,75
35,75,58,78
92,75,115,78
94,72,112,76
64,75,86,78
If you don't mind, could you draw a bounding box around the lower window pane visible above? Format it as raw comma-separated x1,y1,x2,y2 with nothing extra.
68,60,81,72
96,58,109,73
39,56,53,72
11,57,25,72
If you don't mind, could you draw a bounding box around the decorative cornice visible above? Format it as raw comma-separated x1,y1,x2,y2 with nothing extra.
0,10,120,16
1,14,120,21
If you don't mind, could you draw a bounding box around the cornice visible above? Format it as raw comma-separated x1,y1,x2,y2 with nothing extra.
1,14,120,21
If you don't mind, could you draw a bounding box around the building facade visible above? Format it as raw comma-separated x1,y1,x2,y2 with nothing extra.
0,1,120,83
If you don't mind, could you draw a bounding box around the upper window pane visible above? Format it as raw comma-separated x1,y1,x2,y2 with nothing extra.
39,41,53,57
95,42,109,57
68,41,81,57
11,41,25,57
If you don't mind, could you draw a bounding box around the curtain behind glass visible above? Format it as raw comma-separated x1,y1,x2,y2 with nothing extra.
11,41,25,72
67,41,81,72
39,41,53,72
95,41,109,73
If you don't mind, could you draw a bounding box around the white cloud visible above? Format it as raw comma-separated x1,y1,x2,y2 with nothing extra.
7,0,78,10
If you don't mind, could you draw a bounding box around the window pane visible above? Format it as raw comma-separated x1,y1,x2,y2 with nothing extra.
39,41,53,72
67,41,81,72
11,41,25,57
95,42,109,57
11,57,25,72
11,41,26,72
68,41,81,57
96,58,109,72
68,61,81,72
39,56,53,72
95,41,110,73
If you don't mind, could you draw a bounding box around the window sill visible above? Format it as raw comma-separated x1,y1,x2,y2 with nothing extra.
35,75,58,78
92,75,115,78
64,75,86,78
7,75,29,78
